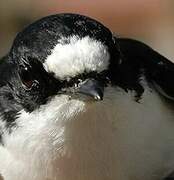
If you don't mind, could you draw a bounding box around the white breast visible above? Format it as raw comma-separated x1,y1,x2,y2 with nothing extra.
0,84,174,180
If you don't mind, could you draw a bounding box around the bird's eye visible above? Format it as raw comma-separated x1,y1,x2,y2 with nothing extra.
20,67,34,89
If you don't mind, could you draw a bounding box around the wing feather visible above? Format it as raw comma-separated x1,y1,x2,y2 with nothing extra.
117,37,174,100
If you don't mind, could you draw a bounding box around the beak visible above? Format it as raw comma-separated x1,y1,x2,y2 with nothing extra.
77,79,104,101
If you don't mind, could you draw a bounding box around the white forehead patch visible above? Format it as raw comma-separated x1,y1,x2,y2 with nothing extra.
43,36,110,80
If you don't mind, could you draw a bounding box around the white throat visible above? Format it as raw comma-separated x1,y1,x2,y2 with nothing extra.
44,36,110,80
1,84,174,180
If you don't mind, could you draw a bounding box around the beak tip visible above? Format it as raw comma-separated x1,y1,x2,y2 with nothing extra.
77,79,104,101
94,94,103,101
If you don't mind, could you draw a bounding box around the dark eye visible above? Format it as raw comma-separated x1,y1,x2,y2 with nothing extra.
20,67,34,89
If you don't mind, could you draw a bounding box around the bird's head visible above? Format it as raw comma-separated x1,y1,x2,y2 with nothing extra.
6,14,120,115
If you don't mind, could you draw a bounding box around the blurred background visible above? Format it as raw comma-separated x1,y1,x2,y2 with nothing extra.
0,0,174,61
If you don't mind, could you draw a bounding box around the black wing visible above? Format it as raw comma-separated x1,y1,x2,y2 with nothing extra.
0,55,13,87
117,37,174,100
164,171,174,180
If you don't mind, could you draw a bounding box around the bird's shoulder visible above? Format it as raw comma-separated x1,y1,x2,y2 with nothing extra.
0,55,13,87
116,37,174,101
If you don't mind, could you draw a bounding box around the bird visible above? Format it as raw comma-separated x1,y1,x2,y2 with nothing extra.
0,13,174,180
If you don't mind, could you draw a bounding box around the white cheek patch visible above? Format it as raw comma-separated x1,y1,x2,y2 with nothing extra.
43,36,110,80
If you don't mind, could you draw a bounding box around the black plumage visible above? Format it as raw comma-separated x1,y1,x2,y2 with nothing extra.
0,13,174,141
0,13,174,180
